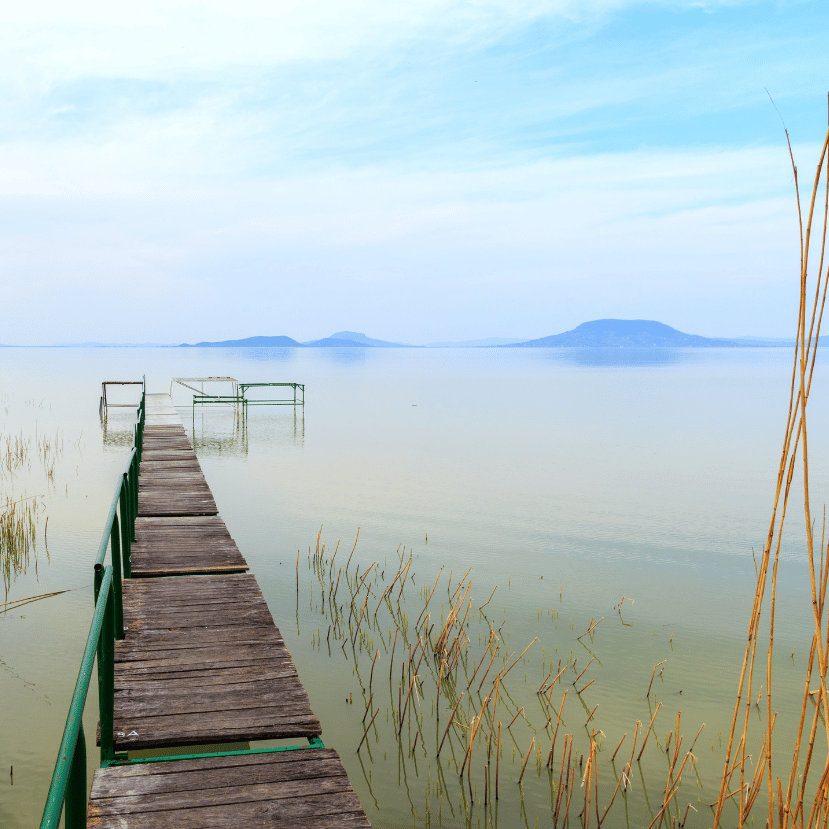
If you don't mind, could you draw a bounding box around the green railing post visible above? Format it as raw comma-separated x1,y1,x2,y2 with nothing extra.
118,480,131,580
64,726,86,829
109,513,125,639
129,459,138,541
96,567,116,766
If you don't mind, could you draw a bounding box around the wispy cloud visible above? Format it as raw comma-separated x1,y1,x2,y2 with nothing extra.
0,0,824,343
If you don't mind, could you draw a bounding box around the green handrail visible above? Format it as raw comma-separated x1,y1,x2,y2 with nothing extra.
40,389,144,828
39,566,115,829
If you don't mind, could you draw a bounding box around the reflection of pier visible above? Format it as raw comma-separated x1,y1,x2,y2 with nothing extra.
187,402,305,458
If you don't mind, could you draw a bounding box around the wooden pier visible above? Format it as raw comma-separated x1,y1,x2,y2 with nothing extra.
86,394,370,828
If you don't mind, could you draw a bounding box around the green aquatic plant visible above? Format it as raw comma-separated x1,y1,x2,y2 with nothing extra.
0,495,38,599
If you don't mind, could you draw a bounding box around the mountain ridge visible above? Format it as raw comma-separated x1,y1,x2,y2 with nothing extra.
502,319,752,348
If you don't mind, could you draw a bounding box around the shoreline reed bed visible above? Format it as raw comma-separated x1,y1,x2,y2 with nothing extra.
299,532,704,827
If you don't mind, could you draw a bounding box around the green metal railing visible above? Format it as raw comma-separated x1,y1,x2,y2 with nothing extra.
40,392,144,829
192,382,305,412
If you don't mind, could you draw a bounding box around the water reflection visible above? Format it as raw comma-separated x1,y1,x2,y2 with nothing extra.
186,406,305,457
213,347,299,364
535,347,695,368
318,347,372,365
100,410,138,450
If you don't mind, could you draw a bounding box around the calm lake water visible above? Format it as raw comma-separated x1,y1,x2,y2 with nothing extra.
1,346,824,828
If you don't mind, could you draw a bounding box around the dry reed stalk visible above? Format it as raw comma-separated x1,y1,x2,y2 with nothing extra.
548,689,568,768
507,707,525,729
332,567,342,604
496,720,501,799
518,737,535,785
547,665,568,703
585,703,599,724
486,675,501,754
573,657,595,686
646,661,667,698
500,637,538,680
554,735,570,822
564,762,576,823
389,627,398,681
469,631,497,688
1,589,66,611
357,707,379,751
362,693,374,724
461,696,491,774
449,568,472,603
414,566,443,630
398,673,418,734
368,649,379,695
435,584,469,654
345,527,360,574
714,123,829,829
611,732,627,762
479,585,497,611
437,693,464,756
600,761,629,825
577,617,604,641
396,558,413,601
637,703,662,761
647,750,695,829
577,678,596,696
627,720,641,768
351,592,370,646
476,646,500,691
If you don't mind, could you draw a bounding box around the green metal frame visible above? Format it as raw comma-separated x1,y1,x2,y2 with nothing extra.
41,389,322,829
191,382,305,414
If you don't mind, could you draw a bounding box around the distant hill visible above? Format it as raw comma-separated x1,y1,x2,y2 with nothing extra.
504,319,748,348
181,335,301,347
303,331,410,347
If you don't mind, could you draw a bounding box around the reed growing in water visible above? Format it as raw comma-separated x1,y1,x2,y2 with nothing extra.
0,495,38,599
712,122,829,826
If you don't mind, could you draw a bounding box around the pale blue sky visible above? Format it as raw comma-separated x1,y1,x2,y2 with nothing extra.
1,0,827,344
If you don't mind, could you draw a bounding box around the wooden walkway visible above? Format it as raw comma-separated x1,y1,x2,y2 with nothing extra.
88,394,370,828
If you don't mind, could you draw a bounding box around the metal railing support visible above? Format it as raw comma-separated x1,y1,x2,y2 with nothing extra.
96,564,116,767
64,726,86,828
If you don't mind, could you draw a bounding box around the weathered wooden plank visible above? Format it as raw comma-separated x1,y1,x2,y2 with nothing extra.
90,774,351,815
89,748,346,790
114,664,298,685
88,800,369,829
114,687,313,718
116,627,283,653
111,712,321,749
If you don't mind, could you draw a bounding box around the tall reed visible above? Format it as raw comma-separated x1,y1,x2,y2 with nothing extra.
713,121,829,827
